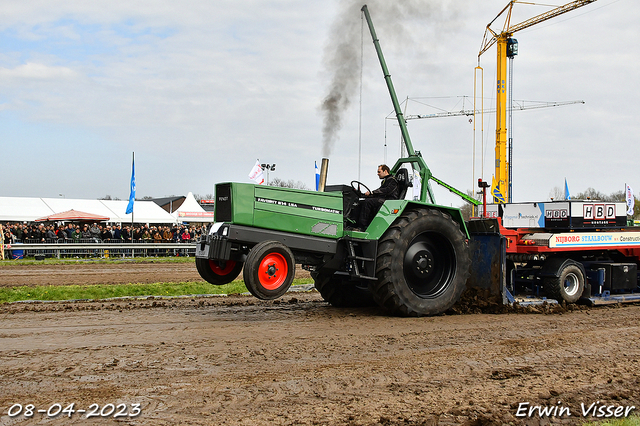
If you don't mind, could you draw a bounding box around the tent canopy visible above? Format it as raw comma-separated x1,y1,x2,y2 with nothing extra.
0,196,176,224
172,192,214,222
35,209,110,222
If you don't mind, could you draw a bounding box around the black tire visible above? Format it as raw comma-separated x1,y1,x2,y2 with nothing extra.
196,257,243,285
313,270,376,307
243,241,295,300
544,263,584,303
372,209,471,317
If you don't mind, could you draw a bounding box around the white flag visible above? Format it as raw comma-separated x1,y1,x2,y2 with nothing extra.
626,184,634,215
248,160,264,184
412,169,421,200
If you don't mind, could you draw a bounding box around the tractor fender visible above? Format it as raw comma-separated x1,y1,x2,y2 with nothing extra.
410,202,469,238
539,257,586,279
365,200,469,240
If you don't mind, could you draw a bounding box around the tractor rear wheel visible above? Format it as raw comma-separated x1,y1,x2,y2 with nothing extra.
313,270,376,307
243,240,295,300
372,209,470,317
196,258,243,285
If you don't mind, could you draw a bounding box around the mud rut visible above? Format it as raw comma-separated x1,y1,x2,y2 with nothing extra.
0,262,639,425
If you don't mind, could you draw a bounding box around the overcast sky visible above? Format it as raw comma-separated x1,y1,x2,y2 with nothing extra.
1,0,637,207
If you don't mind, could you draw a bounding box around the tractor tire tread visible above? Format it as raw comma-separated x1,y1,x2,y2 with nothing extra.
371,208,470,317
313,271,376,307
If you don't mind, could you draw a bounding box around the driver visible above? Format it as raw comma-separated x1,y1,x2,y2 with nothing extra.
354,164,398,230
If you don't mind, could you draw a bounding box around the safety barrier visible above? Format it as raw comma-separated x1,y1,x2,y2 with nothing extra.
2,240,197,259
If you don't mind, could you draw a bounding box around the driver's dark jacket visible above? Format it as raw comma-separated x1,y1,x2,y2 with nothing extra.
369,175,399,200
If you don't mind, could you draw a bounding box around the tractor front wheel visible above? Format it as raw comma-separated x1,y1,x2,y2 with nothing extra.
196,258,243,285
372,209,470,316
243,241,296,300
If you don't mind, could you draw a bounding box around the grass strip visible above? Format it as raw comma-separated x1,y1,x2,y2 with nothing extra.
582,415,639,426
0,278,314,304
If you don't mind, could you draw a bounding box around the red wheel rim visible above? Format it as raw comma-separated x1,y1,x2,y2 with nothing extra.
257,252,288,290
209,259,237,276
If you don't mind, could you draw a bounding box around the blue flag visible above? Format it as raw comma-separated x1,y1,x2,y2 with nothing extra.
315,161,320,191
126,154,136,214
564,178,570,200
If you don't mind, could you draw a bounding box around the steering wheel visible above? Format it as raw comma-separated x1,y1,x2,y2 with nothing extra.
350,180,371,197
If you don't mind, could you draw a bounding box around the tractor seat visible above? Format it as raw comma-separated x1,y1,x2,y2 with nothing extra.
395,168,413,200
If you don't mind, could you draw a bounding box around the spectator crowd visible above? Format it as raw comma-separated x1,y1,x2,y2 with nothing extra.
2,222,207,244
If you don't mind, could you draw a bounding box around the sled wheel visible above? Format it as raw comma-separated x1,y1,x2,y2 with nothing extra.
544,263,584,303
372,209,470,317
196,257,243,285
313,270,376,307
243,241,295,300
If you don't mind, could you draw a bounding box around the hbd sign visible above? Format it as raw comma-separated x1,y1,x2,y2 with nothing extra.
583,204,615,220
546,209,568,219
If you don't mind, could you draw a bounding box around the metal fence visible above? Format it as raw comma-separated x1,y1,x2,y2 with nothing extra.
3,240,196,259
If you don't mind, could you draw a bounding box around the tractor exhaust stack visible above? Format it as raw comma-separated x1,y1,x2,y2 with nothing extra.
318,158,329,192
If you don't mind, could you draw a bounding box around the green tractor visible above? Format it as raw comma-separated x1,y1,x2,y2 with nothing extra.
195,5,480,316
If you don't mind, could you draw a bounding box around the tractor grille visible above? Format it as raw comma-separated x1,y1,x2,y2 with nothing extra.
215,183,232,222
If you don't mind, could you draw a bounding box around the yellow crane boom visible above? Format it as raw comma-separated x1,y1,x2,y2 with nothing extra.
477,0,597,204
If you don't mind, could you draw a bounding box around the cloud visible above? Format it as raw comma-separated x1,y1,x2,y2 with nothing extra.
0,62,77,79
0,0,637,204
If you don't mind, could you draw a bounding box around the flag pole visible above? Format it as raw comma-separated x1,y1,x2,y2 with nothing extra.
131,152,135,230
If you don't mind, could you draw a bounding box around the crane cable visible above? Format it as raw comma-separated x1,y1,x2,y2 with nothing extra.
358,10,364,182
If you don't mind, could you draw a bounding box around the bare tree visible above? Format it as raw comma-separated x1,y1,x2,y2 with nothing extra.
607,190,625,202
193,193,214,202
269,178,309,190
573,187,608,201
458,190,481,221
548,186,566,201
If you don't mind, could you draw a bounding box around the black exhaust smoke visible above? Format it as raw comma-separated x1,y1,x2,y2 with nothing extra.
320,1,458,157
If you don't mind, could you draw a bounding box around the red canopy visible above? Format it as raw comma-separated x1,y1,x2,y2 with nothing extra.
35,209,110,222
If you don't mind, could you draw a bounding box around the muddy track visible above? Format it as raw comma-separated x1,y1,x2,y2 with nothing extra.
0,263,638,425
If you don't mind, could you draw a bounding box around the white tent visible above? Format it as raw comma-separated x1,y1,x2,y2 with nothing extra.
0,197,58,223
0,196,176,224
103,199,177,223
172,192,214,223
